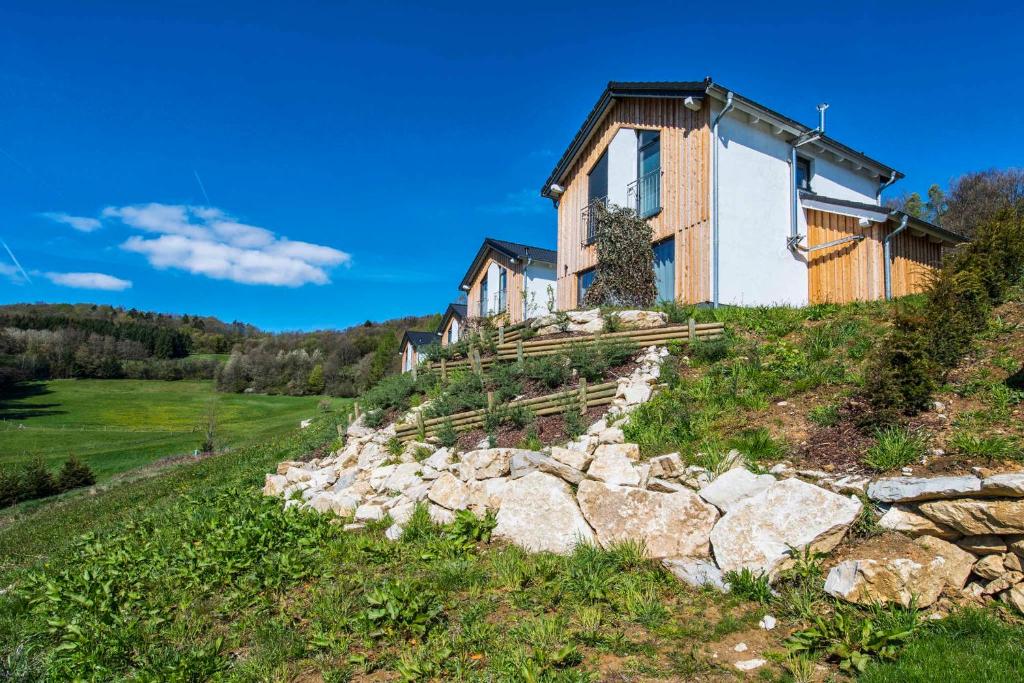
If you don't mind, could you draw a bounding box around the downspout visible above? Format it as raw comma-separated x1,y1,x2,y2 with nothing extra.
711,91,735,308
883,213,909,300
787,130,822,251
877,173,898,203
523,248,532,321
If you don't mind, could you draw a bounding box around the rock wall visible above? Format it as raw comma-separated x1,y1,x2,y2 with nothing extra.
264,343,1024,615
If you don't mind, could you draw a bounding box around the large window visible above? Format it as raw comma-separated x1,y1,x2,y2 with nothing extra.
497,267,507,313
588,151,608,203
632,130,661,217
796,156,812,191
578,268,596,304
479,278,488,317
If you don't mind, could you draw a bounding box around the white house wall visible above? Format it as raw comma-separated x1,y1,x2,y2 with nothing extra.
607,128,638,207
524,262,557,318
711,101,885,307
714,102,808,306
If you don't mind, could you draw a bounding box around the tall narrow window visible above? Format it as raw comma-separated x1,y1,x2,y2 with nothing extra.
479,278,488,317
584,152,609,245
497,267,507,313
796,156,812,191
634,130,661,217
578,268,596,305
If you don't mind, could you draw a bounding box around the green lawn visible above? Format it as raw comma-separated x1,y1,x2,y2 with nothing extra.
0,379,340,480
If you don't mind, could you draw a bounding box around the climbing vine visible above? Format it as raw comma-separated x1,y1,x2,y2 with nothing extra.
583,203,657,308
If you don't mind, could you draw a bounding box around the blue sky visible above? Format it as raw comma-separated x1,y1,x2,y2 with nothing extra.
1,1,1021,331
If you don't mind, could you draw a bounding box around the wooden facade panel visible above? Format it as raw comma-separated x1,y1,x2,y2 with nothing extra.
465,252,526,324
806,209,941,304
555,99,711,309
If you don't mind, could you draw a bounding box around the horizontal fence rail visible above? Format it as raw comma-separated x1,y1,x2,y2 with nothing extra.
424,319,724,374
395,379,617,442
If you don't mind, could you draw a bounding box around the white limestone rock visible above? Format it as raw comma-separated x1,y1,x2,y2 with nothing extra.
710,478,862,577
662,557,728,592
383,463,422,493
587,448,640,487
428,472,471,511
493,472,595,554
550,446,593,472
981,472,1024,497
577,480,719,559
699,467,775,514
459,448,521,480
878,504,960,540
616,309,667,330
867,476,982,503
648,453,685,479
511,451,586,485
263,473,288,496
354,504,385,522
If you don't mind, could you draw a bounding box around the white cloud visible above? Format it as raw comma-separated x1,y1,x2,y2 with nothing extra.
105,203,351,287
43,212,103,232
43,271,132,291
0,262,27,285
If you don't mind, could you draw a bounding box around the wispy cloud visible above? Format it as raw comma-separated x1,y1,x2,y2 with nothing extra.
0,261,27,285
42,271,132,291
480,188,546,216
104,203,352,287
43,212,102,232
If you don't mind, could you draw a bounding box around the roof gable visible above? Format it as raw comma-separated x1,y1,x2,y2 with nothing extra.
458,238,556,290
400,330,440,350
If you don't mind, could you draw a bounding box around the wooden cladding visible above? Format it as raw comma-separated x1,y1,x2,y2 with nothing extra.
555,98,711,309
806,209,941,304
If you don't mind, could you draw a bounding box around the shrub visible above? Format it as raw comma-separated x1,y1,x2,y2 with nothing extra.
724,568,772,603
562,404,585,440
860,313,937,425
0,468,23,507
57,456,96,491
360,579,443,639
435,418,458,448
864,427,929,471
583,203,657,307
21,456,58,499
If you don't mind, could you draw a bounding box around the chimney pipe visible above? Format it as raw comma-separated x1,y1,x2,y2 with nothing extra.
817,103,830,133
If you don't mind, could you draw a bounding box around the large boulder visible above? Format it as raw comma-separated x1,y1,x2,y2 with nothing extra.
981,473,1024,497
587,446,641,486
459,448,521,480
550,446,593,472
824,534,974,608
577,480,719,558
616,310,668,330
307,491,359,517
428,472,471,510
710,478,862,577
383,463,422,493
867,476,981,503
493,472,595,554
699,468,775,514
263,473,288,496
918,498,1024,536
511,451,586,485
878,504,960,540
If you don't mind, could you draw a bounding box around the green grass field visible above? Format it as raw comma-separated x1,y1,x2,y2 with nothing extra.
0,379,340,480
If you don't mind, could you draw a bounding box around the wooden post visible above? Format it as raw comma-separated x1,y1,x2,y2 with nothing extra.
353,401,360,419
472,349,483,376
487,391,495,412
517,340,524,363
416,410,426,441
498,325,505,345
687,317,697,341
578,378,588,415
411,362,417,382
440,358,447,381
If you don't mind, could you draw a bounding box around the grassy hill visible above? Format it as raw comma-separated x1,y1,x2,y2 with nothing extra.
0,379,340,480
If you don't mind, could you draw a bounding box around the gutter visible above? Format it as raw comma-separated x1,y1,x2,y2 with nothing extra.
711,91,735,308
883,213,910,300
787,130,823,251
877,173,899,203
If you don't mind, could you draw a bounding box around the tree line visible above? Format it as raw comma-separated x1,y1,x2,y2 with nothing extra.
887,167,1024,237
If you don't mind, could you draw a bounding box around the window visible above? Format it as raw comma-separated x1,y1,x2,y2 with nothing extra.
632,130,661,217
588,151,608,203
497,267,507,312
479,278,488,317
578,268,596,304
796,156,812,191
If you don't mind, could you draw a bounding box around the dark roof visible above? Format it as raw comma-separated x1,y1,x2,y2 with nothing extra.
799,190,968,244
400,330,440,350
458,238,556,290
437,303,467,334
541,79,903,198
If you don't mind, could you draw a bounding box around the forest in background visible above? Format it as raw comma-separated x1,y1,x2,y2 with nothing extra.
0,303,439,397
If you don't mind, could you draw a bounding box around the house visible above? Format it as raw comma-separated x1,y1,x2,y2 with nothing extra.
437,303,467,347
541,79,965,309
399,330,439,373
459,238,557,325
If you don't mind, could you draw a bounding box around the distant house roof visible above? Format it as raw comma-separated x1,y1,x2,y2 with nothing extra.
799,190,968,245
458,238,556,290
540,79,904,199
437,303,467,334
400,330,440,351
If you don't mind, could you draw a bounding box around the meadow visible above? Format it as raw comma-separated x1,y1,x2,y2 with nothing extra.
0,379,338,480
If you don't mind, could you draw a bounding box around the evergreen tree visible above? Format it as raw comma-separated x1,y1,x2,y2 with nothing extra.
57,455,97,491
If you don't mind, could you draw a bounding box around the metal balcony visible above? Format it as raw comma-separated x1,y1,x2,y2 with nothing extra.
627,169,662,218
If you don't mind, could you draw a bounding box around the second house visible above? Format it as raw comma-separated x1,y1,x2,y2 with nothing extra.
459,238,557,326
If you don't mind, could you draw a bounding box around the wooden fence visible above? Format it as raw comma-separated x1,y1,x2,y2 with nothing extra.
394,379,617,442
423,319,724,375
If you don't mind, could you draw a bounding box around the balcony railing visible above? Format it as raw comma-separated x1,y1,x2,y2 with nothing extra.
580,196,607,246
627,169,662,218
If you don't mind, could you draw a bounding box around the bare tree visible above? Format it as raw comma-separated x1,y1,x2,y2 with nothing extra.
944,168,1024,238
